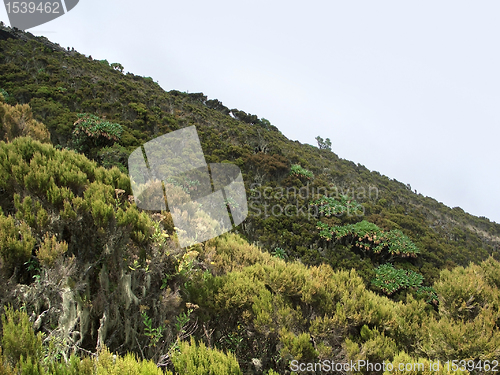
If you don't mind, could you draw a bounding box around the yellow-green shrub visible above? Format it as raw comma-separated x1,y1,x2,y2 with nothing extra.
252,290,303,337
481,256,500,289
215,270,267,312
170,337,242,375
0,102,50,143
384,352,469,375
434,263,499,321
0,137,151,248
1,306,43,367
279,329,317,362
202,233,274,274
344,327,398,368
419,308,500,360
36,234,68,268
95,346,167,375
0,214,35,274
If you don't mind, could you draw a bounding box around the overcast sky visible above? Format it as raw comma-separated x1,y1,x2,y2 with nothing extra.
1,1,499,224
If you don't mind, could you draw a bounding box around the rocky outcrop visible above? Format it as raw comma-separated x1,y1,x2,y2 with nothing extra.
0,22,67,53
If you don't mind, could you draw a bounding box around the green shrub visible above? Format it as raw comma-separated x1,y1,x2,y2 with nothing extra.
83,182,115,228
0,214,35,275
71,113,123,154
16,356,45,375
385,352,469,374
95,345,167,375
344,328,398,368
0,102,51,143
434,262,500,321
371,263,423,295
1,306,43,367
170,337,242,375
36,234,68,268
310,195,364,217
202,233,273,274
0,88,9,103
317,220,420,258
419,310,500,361
279,329,317,362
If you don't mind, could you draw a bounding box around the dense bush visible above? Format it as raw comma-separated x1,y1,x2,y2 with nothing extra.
171,337,242,375
1,306,43,367
0,88,10,103
0,213,35,275
0,30,499,374
372,263,424,294
36,234,68,268
0,102,51,143
70,113,123,156
311,194,364,217
0,307,171,374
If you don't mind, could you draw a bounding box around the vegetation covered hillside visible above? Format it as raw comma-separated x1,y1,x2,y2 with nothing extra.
0,25,499,374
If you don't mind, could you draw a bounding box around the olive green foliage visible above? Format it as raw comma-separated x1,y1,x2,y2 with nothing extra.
185,234,500,372
0,232,499,373
95,346,168,375
0,137,148,274
290,164,313,179
0,88,9,103
0,102,51,143
384,352,469,375
110,62,124,73
434,259,500,322
0,213,35,275
1,306,43,367
36,234,68,268
171,337,242,375
0,307,170,374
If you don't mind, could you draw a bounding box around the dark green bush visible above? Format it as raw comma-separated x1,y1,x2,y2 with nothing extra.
71,113,123,155
371,263,423,294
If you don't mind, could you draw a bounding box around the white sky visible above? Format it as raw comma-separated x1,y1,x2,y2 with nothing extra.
1,1,499,224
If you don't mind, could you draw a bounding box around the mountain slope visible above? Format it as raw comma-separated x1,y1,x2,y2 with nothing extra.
0,24,498,282
0,25,500,373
